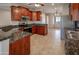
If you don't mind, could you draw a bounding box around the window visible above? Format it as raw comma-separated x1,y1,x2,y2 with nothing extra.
56,16,61,22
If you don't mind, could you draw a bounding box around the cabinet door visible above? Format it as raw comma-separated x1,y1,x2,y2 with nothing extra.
37,11,41,21
21,7,29,16
32,11,41,21
70,4,79,21
73,3,79,21
37,26,47,35
18,35,30,55
32,12,37,21
11,6,21,21
9,43,13,55
43,25,48,35
15,40,22,55
22,35,30,55
32,25,37,34
28,11,32,21
18,38,25,55
21,7,26,16
9,39,21,55
37,26,44,35
9,42,16,55
25,8,29,16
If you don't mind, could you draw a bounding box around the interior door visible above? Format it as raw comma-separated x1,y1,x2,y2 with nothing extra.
54,16,61,29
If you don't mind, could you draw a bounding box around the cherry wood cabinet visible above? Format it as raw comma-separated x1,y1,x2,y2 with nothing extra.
32,25,37,34
32,11,41,21
9,39,21,55
37,11,41,21
21,7,29,16
11,6,41,21
28,11,32,21
11,6,22,21
32,11,38,21
9,35,30,55
32,25,48,35
70,3,79,21
37,26,47,35
11,6,29,21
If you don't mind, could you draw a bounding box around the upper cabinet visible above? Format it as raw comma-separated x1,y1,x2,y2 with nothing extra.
11,6,29,21
37,11,41,21
32,11,41,21
32,11,38,21
11,6,22,21
21,7,29,16
28,10,32,21
70,3,79,21
11,6,41,21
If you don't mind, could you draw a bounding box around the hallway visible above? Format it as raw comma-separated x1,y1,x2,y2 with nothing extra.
30,29,65,55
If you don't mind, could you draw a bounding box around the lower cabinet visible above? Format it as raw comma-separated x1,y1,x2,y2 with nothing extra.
9,35,30,55
32,25,48,35
32,25,37,34
37,26,47,35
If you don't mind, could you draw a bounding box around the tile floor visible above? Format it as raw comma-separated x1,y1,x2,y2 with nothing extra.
30,29,65,55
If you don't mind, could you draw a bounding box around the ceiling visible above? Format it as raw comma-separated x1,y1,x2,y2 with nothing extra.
0,3,69,15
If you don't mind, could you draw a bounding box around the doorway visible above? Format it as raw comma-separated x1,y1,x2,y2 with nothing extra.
54,16,62,29
46,14,62,29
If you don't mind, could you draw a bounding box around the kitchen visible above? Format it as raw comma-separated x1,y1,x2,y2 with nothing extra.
0,3,79,55
0,3,48,55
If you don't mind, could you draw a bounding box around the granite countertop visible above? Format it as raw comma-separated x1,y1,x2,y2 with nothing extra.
0,28,18,41
0,23,47,41
64,28,79,40
10,31,32,43
31,23,47,26
0,27,32,42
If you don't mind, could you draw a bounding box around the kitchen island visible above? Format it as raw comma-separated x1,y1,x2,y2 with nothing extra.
0,23,48,55
0,27,31,55
9,31,31,55
64,28,79,55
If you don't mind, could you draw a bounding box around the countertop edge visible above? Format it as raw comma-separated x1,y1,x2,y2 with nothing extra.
0,36,11,41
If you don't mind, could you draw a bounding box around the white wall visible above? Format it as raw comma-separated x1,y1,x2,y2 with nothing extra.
48,14,55,28
41,13,46,24
0,9,11,26
0,42,1,54
61,15,74,28
0,9,19,27
45,13,74,29
0,39,9,55
0,9,46,27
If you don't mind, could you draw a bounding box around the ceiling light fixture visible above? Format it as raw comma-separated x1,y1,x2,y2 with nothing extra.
35,4,41,7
